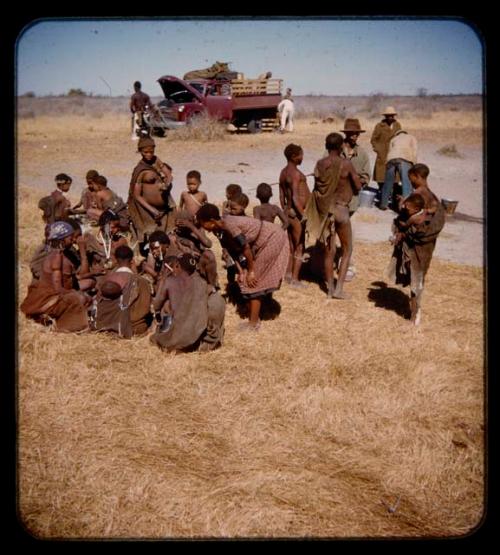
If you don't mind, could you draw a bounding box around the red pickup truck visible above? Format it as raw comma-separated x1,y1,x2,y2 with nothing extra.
145,75,283,134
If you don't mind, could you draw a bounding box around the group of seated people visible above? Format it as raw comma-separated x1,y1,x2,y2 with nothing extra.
22,144,294,347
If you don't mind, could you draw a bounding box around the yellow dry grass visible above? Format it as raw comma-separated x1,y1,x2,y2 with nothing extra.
17,185,484,539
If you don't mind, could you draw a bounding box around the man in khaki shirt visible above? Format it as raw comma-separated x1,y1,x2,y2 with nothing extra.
379,129,418,210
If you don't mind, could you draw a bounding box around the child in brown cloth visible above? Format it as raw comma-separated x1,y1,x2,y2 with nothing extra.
386,191,445,325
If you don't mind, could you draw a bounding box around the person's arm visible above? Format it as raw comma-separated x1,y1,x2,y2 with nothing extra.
132,181,162,219
75,236,90,276
143,253,158,279
176,219,212,248
179,192,185,210
201,192,208,204
278,176,286,210
152,276,170,313
347,160,362,193
426,193,439,216
358,149,371,186
370,124,381,151
241,243,257,287
252,206,259,219
411,135,418,164
290,172,305,217
275,205,289,229
50,252,65,293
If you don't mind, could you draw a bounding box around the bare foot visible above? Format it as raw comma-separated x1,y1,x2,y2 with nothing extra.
411,308,421,326
332,288,349,299
290,279,307,289
238,320,261,332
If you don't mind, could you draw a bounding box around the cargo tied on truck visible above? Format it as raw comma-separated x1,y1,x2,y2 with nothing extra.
142,69,283,136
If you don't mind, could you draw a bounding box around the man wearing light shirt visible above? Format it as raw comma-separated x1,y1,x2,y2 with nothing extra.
379,129,418,210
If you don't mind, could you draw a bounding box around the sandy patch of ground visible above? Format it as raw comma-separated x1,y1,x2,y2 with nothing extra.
17,112,484,268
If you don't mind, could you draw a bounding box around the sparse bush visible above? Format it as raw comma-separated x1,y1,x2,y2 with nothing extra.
437,144,463,158
22,91,36,98
67,88,88,97
364,92,387,116
417,87,428,98
166,113,227,142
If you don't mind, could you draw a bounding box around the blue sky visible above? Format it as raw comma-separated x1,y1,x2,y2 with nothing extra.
16,18,483,97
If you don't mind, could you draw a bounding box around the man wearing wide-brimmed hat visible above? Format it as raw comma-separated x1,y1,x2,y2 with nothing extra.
339,118,371,281
370,106,402,196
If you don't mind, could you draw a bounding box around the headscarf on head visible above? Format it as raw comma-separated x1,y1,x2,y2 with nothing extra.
48,221,74,241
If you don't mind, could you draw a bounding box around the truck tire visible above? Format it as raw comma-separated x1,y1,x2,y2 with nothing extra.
247,119,263,134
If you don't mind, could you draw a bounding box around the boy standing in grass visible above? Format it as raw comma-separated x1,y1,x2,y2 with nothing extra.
179,170,208,217
279,143,310,286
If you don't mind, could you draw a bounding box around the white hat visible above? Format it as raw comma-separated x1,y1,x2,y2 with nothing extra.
382,106,398,116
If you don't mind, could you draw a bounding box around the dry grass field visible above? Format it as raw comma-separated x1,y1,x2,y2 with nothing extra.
16,97,485,539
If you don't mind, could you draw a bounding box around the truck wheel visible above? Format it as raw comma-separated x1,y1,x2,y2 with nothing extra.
247,119,263,134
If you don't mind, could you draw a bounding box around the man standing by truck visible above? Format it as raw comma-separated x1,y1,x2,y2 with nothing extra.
130,81,152,140
278,89,295,133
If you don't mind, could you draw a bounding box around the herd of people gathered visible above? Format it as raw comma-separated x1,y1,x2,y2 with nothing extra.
21,106,446,352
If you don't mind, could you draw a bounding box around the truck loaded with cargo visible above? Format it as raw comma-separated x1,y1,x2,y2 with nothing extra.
142,63,283,135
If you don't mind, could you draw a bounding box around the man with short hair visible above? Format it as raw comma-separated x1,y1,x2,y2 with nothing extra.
130,81,152,140
304,133,362,299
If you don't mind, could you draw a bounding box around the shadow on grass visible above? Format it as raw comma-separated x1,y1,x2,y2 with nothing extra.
223,280,282,321
367,281,411,320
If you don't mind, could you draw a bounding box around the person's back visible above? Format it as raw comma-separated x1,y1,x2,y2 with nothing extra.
316,152,359,207
387,130,417,165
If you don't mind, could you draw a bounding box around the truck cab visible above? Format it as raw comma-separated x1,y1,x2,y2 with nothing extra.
157,75,233,123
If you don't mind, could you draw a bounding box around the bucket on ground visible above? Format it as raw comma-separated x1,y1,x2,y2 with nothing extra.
441,198,459,215
358,189,377,208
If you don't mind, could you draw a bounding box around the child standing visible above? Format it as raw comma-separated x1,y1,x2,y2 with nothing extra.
387,191,445,325
179,170,208,217
222,184,242,215
227,192,249,216
253,183,288,229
